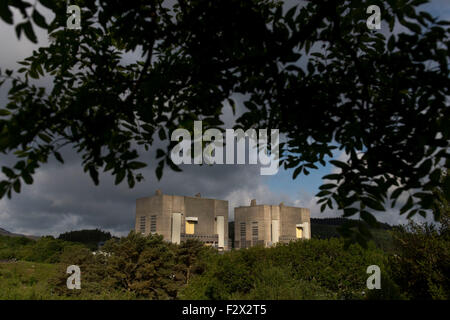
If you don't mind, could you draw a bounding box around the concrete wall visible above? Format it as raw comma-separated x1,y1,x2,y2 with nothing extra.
136,194,170,238
234,204,270,248
135,191,228,250
234,200,311,248
279,206,308,241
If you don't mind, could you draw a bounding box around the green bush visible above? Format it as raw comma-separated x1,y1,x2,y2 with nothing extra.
19,237,87,263
0,235,34,260
389,222,450,300
269,239,387,299
231,264,337,300
0,234,90,263
180,238,387,300
50,245,133,299
51,232,207,300
2,225,447,300
365,274,405,300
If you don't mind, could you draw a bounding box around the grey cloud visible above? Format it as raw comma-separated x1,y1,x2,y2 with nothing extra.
0,138,269,236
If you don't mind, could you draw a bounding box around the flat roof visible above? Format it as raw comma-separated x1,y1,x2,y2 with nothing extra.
235,204,309,210
137,193,228,203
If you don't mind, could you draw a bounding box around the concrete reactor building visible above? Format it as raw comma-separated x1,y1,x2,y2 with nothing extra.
135,190,229,250
234,200,310,248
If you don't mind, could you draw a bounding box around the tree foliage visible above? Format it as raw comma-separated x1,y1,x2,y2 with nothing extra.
0,0,449,242
2,229,448,300
50,232,212,299
389,221,450,299
58,228,112,250
100,232,180,299
180,238,390,300
0,234,86,263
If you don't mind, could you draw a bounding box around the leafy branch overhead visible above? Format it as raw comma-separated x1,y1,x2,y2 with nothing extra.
0,0,449,244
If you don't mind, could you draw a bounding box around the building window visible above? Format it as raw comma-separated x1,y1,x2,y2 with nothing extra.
186,221,196,234
139,216,146,234
296,226,303,239
150,215,157,233
240,222,246,248
252,222,258,242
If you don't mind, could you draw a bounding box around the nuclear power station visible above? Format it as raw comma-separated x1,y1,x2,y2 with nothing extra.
135,191,310,250
234,199,311,249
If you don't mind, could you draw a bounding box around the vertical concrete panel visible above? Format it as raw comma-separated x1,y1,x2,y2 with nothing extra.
216,215,224,248
269,205,279,246
161,195,174,240
217,200,229,250
135,200,141,234
172,212,181,244
304,221,311,239
234,208,240,248
271,205,280,220
271,219,279,244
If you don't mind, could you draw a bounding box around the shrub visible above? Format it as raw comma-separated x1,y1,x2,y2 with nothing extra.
389,222,450,299
0,235,34,260
231,264,337,300
181,238,387,300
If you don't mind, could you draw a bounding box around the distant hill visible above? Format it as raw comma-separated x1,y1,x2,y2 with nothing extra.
309,218,394,252
311,217,392,230
0,227,39,240
310,217,392,240
0,227,12,236
58,229,112,250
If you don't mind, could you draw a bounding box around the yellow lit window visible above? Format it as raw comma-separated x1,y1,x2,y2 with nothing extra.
296,227,303,239
186,221,195,234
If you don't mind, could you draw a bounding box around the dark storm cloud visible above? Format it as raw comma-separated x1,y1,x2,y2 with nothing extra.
0,141,269,236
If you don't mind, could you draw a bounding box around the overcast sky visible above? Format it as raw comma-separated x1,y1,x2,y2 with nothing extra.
0,1,448,236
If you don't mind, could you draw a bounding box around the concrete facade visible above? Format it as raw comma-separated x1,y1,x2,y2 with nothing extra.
234,200,310,248
135,190,229,250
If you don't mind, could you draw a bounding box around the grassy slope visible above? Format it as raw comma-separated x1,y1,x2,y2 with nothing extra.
0,261,137,300
0,261,57,299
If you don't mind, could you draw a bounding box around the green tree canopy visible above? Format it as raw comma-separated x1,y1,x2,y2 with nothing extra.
0,0,449,244
58,228,112,249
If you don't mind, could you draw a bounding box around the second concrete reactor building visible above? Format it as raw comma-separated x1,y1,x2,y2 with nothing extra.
135,191,310,250
234,199,311,248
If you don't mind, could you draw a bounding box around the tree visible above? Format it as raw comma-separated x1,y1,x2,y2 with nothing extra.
433,169,450,237
0,0,449,243
102,232,181,299
175,239,209,285
58,228,112,250
389,221,450,299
